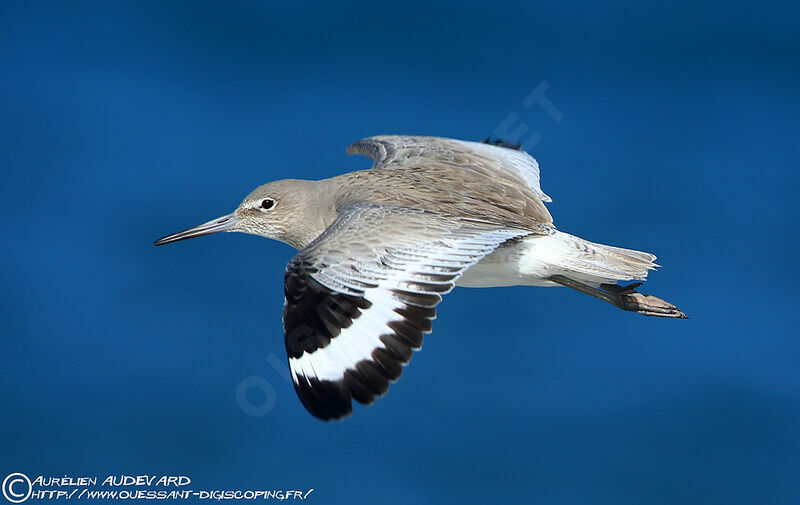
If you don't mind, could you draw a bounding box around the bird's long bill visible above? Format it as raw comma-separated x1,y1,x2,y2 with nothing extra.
154,213,241,246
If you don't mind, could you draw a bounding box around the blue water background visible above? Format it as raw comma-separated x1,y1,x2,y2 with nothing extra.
1,1,799,503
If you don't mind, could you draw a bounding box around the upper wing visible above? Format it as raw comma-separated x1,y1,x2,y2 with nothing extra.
346,135,552,203
283,204,527,420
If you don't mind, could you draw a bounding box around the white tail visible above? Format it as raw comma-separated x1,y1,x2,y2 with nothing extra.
518,230,658,286
456,230,659,288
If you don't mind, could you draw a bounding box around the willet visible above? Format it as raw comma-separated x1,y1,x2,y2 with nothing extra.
155,135,686,420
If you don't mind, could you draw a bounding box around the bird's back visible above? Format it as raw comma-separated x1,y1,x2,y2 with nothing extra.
329,163,553,233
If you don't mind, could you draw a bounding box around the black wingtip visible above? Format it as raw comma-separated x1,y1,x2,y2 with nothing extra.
482,137,522,150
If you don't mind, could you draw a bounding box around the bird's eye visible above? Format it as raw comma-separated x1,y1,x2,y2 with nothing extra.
260,198,276,210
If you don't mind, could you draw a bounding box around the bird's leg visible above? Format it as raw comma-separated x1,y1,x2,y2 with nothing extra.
547,275,687,319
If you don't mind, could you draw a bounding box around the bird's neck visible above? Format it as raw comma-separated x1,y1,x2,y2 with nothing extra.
282,179,340,250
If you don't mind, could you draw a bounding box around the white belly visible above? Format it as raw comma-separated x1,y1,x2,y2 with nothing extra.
456,237,560,288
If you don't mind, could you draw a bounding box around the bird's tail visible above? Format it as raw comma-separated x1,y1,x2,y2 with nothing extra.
522,230,659,286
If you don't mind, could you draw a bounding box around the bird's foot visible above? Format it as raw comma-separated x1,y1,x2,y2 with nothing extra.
601,282,688,319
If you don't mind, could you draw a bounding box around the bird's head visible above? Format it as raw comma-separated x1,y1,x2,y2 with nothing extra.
154,179,333,249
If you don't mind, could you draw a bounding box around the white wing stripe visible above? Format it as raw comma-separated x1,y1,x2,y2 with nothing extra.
290,287,403,382
289,230,522,385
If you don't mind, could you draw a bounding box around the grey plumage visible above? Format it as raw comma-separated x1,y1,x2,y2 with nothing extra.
155,135,686,421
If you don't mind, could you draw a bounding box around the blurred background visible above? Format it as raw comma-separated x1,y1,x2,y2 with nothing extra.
1,1,798,503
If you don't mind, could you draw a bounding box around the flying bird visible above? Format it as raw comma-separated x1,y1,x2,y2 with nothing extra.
155,135,686,420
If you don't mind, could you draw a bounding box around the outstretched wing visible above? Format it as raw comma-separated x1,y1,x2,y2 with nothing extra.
346,135,552,204
283,204,527,420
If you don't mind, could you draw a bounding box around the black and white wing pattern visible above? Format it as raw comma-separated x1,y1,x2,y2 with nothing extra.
283,204,528,420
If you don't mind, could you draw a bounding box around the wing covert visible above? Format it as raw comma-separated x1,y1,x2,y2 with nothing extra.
282,204,527,420
346,135,552,203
